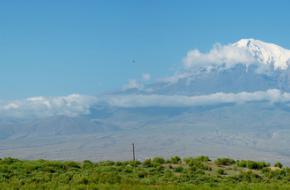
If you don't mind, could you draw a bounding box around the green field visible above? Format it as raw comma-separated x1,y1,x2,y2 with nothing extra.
1,156,290,189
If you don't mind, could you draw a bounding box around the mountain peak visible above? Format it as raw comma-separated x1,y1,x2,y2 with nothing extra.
233,38,256,47
233,39,290,70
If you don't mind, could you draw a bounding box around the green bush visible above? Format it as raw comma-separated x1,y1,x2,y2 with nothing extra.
184,159,209,171
174,166,184,173
183,156,209,164
217,169,226,175
82,160,94,169
64,161,81,169
237,170,262,183
137,170,148,178
215,158,235,166
170,156,181,164
98,160,115,166
152,157,165,165
127,160,141,167
143,159,152,167
237,160,270,170
261,167,271,174
274,162,283,168
195,156,210,162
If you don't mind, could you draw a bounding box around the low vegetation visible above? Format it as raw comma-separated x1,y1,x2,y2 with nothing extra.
0,156,290,189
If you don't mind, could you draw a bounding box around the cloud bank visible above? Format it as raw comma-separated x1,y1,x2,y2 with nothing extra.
0,94,97,118
105,89,290,108
1,89,290,118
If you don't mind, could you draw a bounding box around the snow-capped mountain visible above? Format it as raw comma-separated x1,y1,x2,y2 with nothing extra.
2,39,290,163
120,39,290,95
233,39,290,70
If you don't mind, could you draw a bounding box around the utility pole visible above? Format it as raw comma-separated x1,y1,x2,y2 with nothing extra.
132,143,136,161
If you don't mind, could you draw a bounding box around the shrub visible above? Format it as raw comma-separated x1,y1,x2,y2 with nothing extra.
82,160,94,169
137,171,148,178
64,161,81,169
170,156,181,164
261,167,271,174
237,170,262,182
114,161,123,166
195,156,210,162
237,160,270,170
274,162,283,168
83,160,93,165
143,159,152,167
215,158,235,166
217,169,226,175
268,169,287,180
96,172,122,184
174,166,184,173
123,167,133,173
98,160,115,166
152,157,165,165
1,157,20,164
250,161,269,170
127,160,141,167
183,156,210,165
183,157,194,165
187,160,208,170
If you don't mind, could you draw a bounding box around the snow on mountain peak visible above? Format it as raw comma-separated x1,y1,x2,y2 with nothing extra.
184,38,290,71
232,38,290,70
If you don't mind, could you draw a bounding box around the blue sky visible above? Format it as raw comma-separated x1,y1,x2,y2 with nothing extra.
1,0,290,100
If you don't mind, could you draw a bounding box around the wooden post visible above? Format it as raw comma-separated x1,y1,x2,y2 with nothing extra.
132,143,135,161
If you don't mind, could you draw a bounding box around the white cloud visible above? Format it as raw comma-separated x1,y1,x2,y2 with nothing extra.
183,39,290,72
1,89,290,118
104,89,290,108
0,94,97,118
123,79,143,90
142,73,151,81
183,43,256,69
